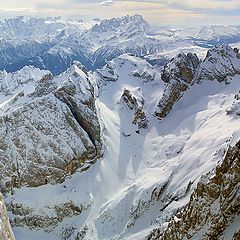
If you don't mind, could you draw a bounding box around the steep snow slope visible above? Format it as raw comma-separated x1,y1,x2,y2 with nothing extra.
4,49,240,239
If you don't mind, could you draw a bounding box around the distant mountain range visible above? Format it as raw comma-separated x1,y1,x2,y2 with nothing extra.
0,15,240,75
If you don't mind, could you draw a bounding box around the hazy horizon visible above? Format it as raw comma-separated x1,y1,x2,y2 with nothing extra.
0,0,239,26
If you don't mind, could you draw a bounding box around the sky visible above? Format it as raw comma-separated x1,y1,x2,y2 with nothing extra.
0,0,239,26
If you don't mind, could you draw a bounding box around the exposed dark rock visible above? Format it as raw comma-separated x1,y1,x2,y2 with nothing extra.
131,69,156,81
54,63,102,155
121,88,148,130
155,52,200,119
161,53,200,84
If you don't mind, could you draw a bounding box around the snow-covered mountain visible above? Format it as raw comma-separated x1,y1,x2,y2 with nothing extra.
0,43,239,239
1,15,240,75
0,62,102,193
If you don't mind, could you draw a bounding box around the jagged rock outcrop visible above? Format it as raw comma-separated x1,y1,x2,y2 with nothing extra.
161,53,200,84
194,44,240,83
8,199,91,232
155,52,200,119
121,88,148,131
0,63,102,192
148,140,240,240
155,45,240,119
0,193,15,240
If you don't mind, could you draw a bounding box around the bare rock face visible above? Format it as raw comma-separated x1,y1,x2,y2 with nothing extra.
54,63,102,156
194,44,240,83
0,193,15,240
148,140,240,240
155,53,200,119
121,88,148,130
161,53,200,84
0,63,102,192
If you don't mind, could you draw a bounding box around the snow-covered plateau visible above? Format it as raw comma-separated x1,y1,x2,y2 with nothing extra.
0,15,239,240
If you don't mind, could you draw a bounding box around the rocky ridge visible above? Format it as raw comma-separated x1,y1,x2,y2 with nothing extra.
155,44,240,119
194,45,240,83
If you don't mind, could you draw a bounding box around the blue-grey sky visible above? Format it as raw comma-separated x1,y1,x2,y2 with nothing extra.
0,0,239,26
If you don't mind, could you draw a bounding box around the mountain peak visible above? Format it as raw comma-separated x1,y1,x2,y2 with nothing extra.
194,44,240,83
91,14,150,33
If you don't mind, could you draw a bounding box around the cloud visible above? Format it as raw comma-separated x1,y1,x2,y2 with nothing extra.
0,0,239,25
0,7,35,12
100,0,113,6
